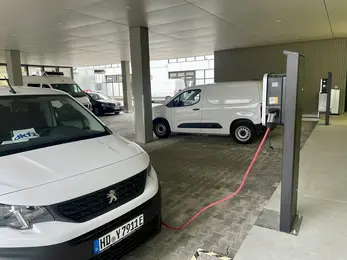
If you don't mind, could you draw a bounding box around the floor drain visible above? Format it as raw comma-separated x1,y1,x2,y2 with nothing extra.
192,248,232,260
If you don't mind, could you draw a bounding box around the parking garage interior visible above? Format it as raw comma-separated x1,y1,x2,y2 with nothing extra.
1,0,347,260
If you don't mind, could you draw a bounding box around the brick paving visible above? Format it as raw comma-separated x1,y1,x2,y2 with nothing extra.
100,113,317,260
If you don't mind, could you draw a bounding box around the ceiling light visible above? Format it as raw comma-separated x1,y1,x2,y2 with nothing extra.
57,22,63,25
125,6,131,9
276,19,282,23
9,33,15,36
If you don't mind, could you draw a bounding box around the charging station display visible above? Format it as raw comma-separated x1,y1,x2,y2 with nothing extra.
262,73,286,127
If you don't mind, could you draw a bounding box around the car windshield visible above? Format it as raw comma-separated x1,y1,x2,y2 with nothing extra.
90,93,112,101
0,95,110,157
51,84,85,98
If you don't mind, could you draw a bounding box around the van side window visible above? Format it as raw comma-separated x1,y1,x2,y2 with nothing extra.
27,84,40,88
173,89,201,107
42,84,51,89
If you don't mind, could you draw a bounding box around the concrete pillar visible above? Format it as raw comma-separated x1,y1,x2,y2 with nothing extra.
121,60,133,113
129,26,153,143
5,50,23,86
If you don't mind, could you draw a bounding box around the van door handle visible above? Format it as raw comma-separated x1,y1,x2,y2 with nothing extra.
193,108,200,111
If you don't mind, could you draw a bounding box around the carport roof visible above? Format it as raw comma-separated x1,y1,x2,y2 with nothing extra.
0,0,343,66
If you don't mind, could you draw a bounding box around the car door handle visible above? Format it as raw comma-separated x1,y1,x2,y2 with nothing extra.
193,108,200,111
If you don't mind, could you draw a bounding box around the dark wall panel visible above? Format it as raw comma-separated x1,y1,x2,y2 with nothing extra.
215,38,347,114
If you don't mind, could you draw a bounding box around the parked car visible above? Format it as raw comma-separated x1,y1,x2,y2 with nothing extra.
88,92,123,116
152,81,265,144
0,86,161,259
23,71,92,110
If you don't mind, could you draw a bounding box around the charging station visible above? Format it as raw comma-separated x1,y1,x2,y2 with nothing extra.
262,51,304,234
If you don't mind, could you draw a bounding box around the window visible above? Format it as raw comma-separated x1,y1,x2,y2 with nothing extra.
169,59,177,63
205,69,214,78
0,95,109,157
169,70,196,88
27,84,40,88
172,89,201,107
59,68,72,78
28,66,42,76
51,84,85,98
42,84,50,89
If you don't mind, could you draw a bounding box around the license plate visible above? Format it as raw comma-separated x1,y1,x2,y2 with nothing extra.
93,214,144,255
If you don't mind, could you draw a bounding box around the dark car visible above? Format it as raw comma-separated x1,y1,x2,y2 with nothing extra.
88,92,122,116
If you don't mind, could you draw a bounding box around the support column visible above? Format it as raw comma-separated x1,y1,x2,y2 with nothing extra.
280,51,303,233
5,50,23,86
129,27,153,143
121,60,133,113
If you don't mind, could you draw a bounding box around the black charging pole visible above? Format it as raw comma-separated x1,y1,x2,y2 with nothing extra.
325,72,332,125
280,51,304,234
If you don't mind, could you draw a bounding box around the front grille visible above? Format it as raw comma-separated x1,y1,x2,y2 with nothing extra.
54,170,146,222
69,199,153,246
89,214,160,260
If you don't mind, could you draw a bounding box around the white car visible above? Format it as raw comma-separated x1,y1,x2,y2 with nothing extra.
152,81,265,144
23,72,92,110
0,86,161,259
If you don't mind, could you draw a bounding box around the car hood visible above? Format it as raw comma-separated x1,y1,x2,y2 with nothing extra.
0,134,143,196
97,100,118,104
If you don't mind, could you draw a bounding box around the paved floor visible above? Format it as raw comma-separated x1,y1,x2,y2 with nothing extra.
99,113,317,260
234,115,347,260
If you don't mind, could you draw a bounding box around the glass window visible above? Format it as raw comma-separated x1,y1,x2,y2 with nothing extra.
205,69,214,78
196,79,204,85
42,84,51,89
28,66,42,76
196,70,204,79
21,66,28,76
0,95,109,157
186,57,195,62
169,72,177,78
205,55,214,60
172,89,201,107
106,76,113,83
44,67,57,72
177,58,186,62
196,56,205,61
51,84,86,98
169,59,177,63
59,68,72,78
0,66,7,78
27,84,40,88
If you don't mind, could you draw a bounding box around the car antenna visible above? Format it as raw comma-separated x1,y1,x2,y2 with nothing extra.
4,77,16,94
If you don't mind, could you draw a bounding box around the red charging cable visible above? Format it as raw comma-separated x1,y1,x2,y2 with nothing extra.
162,127,271,231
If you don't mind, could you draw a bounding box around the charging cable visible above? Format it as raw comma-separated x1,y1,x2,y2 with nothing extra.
162,128,271,231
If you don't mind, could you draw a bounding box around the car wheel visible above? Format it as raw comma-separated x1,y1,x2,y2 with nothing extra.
115,112,120,115
153,120,171,138
231,121,256,144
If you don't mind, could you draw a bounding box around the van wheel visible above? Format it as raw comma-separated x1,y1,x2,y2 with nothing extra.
231,121,256,144
153,120,171,138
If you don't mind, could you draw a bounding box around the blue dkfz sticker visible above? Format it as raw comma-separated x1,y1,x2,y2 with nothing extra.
93,240,100,255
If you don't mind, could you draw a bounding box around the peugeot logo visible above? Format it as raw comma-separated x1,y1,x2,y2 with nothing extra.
107,190,118,204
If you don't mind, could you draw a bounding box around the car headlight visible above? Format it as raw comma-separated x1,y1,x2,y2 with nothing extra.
0,205,54,230
116,102,121,107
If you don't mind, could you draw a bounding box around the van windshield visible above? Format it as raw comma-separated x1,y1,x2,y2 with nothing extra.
51,84,86,98
0,95,110,157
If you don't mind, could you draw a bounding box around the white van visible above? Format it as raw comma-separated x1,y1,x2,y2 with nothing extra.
152,81,265,144
23,73,92,110
151,79,185,101
0,86,161,259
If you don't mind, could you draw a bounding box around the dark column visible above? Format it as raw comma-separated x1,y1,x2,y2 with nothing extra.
280,51,303,233
325,72,332,125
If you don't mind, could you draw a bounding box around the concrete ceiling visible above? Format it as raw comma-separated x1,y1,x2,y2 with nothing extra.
0,0,344,66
